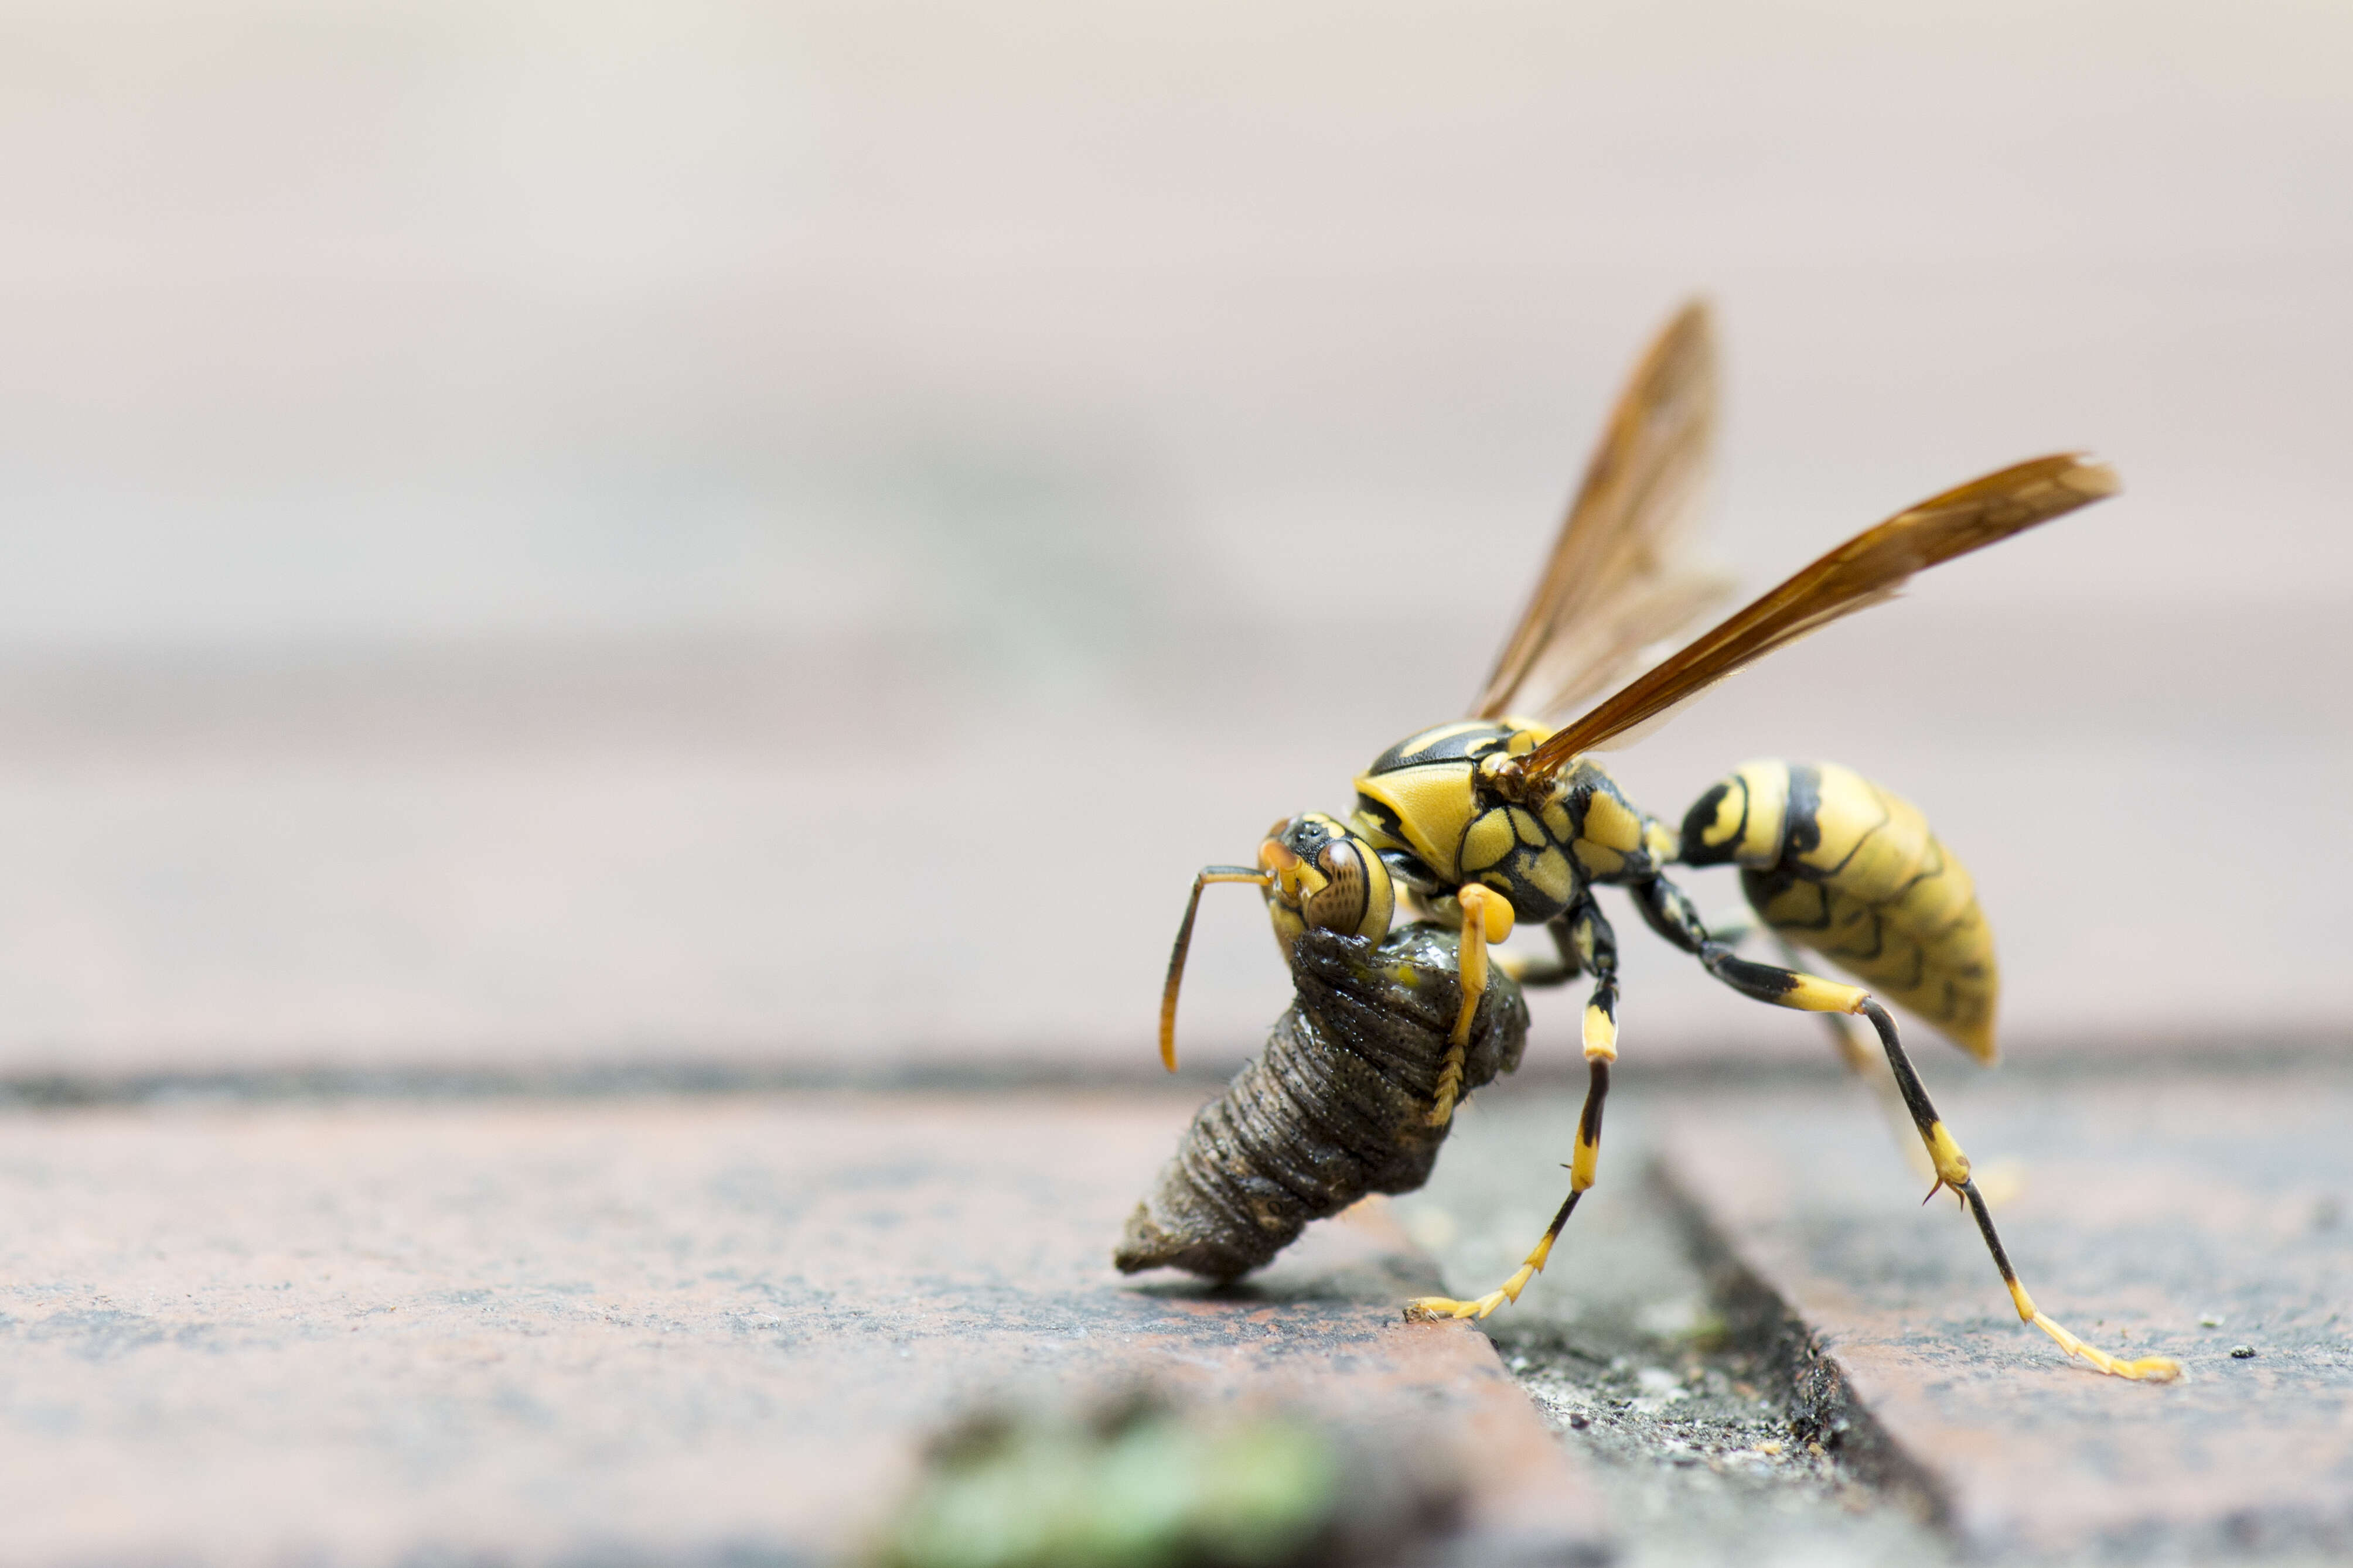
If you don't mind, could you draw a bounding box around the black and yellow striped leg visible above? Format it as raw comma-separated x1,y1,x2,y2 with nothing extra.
1430,883,1515,1127
1407,1057,1609,1322
1565,897,1621,1064
1769,934,1934,1180
1634,873,2178,1382
1698,913,1920,1173
1850,1002,2179,1381
1633,873,1878,1016
1776,937,1879,1078
1409,901,1618,1320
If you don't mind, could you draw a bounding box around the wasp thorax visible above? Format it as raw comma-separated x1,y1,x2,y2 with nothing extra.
1260,812,1396,946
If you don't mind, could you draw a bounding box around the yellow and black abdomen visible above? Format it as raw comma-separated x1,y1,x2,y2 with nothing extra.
1679,761,1999,1062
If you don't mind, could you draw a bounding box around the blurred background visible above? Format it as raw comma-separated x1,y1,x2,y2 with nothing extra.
0,0,2344,1080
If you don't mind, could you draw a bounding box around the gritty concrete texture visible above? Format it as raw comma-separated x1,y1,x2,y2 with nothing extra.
1653,1063,2353,1560
0,1089,1600,1567
1395,1087,1955,1568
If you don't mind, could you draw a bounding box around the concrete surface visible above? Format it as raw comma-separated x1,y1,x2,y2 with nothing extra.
1654,1063,2353,1560
0,1061,2347,1566
1396,1085,1956,1568
0,1089,1600,1567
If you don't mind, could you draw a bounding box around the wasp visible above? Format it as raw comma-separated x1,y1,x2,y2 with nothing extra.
1148,303,2179,1382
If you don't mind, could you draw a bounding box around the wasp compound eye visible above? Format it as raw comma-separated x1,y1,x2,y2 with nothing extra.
1296,833,1395,942
1300,845,1367,932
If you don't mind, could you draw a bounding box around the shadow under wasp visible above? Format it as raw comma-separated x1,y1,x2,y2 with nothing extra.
1127,302,2178,1383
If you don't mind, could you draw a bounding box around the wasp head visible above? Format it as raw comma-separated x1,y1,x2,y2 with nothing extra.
1259,811,1397,952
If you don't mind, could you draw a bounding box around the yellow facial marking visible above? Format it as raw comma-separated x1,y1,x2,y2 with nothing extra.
1268,901,1305,956
1542,802,1574,841
1509,807,1546,848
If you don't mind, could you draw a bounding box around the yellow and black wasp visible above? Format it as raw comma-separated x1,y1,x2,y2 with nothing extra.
1150,303,2179,1382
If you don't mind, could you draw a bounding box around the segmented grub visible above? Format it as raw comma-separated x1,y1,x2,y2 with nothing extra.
1115,923,1528,1282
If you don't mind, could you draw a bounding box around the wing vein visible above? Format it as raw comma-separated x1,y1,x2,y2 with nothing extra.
1472,299,1728,723
1520,453,2121,776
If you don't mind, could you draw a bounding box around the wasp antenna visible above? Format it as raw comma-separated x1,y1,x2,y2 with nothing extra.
1159,867,1271,1071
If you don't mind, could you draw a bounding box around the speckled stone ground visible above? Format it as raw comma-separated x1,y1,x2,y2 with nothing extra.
0,1062,2344,1566
1654,1063,2353,1563
0,1089,1596,1567
1396,1084,1955,1568
1403,1059,2353,1568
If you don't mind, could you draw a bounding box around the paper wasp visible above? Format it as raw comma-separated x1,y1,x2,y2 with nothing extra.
1150,303,2179,1382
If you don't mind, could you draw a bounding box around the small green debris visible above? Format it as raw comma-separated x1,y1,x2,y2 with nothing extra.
872,1397,1346,1568
2199,1314,2225,1328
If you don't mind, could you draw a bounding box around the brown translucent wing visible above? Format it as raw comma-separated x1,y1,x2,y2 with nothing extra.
1520,453,2120,780
1471,300,1730,723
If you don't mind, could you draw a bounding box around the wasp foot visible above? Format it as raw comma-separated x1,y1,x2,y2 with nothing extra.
1403,1291,1509,1322
2028,1310,2181,1382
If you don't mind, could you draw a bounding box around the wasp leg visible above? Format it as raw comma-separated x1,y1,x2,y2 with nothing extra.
1632,872,2180,1383
1497,917,1586,989
1704,911,1867,1071
1567,896,1621,1063
1409,900,1619,1320
1776,937,1880,1077
1706,917,1921,1171
1765,933,1934,1180
1407,1057,1609,1322
1849,1002,2178,1381
1429,884,1515,1127
1496,955,1573,986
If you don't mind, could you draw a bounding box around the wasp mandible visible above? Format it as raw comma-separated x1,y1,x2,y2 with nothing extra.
1154,303,2178,1382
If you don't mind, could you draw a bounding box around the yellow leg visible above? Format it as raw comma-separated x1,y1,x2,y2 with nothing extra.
1408,1058,1608,1321
1428,883,1514,1126
1997,1251,2179,1380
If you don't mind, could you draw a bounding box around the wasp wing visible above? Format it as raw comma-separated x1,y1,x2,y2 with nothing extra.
1519,453,2120,778
1471,299,1731,724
